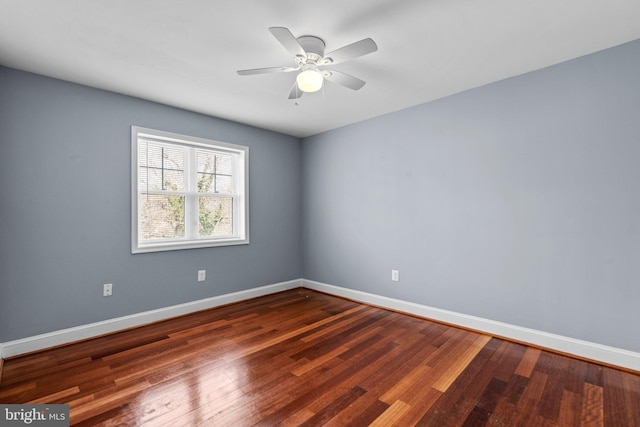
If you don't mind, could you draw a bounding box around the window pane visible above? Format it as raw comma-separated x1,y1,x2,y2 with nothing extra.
140,194,185,239
139,141,185,191
209,175,233,194
214,154,233,175
196,150,234,194
199,196,233,237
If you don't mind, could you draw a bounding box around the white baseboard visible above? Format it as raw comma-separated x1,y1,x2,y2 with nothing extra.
3,278,639,372
0,279,302,359
302,279,640,372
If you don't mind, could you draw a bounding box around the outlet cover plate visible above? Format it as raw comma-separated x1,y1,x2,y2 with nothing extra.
103,283,113,296
198,270,206,282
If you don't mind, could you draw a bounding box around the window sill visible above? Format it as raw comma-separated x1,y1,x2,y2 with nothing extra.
132,237,250,254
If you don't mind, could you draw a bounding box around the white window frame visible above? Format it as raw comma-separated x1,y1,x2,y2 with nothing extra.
131,126,249,253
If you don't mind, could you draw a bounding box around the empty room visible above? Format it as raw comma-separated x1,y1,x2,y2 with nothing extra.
1,1,639,425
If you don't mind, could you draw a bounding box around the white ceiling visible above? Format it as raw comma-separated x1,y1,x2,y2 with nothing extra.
1,0,639,138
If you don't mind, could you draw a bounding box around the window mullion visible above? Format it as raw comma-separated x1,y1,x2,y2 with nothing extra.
231,154,239,237
184,147,197,240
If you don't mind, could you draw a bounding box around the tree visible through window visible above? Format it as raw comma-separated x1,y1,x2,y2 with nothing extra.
132,127,249,253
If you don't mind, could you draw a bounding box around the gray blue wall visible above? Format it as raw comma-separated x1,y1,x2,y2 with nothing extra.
0,66,302,342
302,40,640,353
3,39,639,354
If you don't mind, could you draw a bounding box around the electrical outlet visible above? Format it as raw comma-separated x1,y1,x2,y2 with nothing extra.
197,270,206,282
103,283,113,297
391,270,399,282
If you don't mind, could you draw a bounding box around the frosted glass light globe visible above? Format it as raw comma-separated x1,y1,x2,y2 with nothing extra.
296,69,323,92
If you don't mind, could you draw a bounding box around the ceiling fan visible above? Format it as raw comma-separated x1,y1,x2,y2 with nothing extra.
237,27,378,99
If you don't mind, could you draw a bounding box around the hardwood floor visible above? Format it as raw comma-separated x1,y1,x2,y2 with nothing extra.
1,288,639,426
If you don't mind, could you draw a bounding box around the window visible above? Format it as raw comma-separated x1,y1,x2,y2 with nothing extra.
131,126,249,253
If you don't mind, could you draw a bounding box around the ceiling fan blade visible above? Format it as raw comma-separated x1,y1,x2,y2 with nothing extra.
288,82,303,99
324,70,366,91
269,27,306,58
237,66,298,76
322,38,377,65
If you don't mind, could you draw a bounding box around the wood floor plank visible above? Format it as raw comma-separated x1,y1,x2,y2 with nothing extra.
418,335,524,426
537,353,570,422
253,341,401,426
280,408,316,426
514,347,542,378
489,399,521,426
26,386,81,404
492,341,529,384
68,380,152,425
369,399,412,427
1,288,638,426
602,366,640,427
290,345,350,376
357,334,439,392
416,338,510,426
460,377,508,426
299,306,379,343
298,385,367,426
318,331,441,423
518,370,548,409
624,373,640,425
500,372,529,406
432,334,492,392
200,322,397,424
557,389,583,427
0,381,37,401
72,403,136,427
582,382,604,426
346,399,391,425
391,386,443,426
380,364,432,404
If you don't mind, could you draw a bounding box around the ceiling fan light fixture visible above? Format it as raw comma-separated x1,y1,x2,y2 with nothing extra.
296,68,323,92
237,27,378,99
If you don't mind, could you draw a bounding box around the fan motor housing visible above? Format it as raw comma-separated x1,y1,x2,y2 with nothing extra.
297,35,325,60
